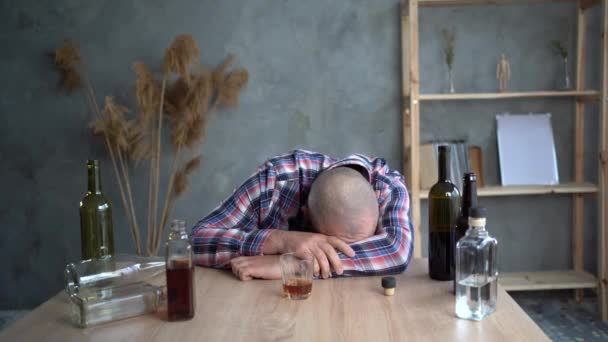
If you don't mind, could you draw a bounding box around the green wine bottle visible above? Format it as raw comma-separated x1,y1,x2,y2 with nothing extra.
428,145,460,281
79,160,114,260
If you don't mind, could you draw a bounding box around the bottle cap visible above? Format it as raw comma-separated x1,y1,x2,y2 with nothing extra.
382,276,396,288
469,207,487,227
87,160,100,167
463,172,477,181
469,207,486,218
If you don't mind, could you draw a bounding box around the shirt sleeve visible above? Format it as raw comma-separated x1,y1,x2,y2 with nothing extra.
190,169,275,268
340,178,414,276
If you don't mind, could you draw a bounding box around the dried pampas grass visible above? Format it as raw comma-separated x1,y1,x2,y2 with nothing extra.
62,68,82,92
152,35,202,252
217,69,249,107
90,96,142,255
53,40,143,255
131,62,160,165
163,34,200,82
169,70,212,148
186,70,213,119
91,96,131,152
155,47,248,252
183,155,201,174
55,40,81,70
53,34,248,256
212,55,235,89
171,113,207,150
54,40,82,93
134,62,161,117
165,78,189,121
173,155,202,197
152,35,199,247
128,120,155,163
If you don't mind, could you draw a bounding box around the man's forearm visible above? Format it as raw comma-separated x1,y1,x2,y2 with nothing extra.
192,227,275,267
339,226,412,275
262,230,285,255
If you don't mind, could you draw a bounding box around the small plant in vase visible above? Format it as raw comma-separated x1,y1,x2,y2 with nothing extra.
550,40,572,90
442,28,456,93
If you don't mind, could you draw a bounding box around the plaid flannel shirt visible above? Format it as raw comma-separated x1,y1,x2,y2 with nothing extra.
192,149,414,276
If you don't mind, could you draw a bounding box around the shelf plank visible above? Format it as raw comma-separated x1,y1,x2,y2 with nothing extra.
419,0,575,7
580,0,601,10
418,90,600,101
499,270,598,291
419,182,598,199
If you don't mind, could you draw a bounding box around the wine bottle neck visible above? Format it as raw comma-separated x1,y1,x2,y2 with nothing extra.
461,180,478,215
438,149,450,181
87,161,102,194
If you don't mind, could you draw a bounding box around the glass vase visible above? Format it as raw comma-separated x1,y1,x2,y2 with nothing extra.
447,69,455,93
560,57,572,90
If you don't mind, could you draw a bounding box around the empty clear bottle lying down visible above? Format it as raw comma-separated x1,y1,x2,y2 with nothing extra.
65,254,167,328
64,254,165,295
70,282,166,327
455,207,498,321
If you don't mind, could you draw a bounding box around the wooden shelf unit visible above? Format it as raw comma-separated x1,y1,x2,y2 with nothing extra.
419,90,600,101
400,0,608,318
419,182,598,199
418,0,600,8
499,270,598,291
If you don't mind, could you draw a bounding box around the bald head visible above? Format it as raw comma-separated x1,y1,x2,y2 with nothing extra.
307,167,379,243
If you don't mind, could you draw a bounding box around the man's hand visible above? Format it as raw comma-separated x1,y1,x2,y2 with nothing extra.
230,255,281,281
264,230,356,279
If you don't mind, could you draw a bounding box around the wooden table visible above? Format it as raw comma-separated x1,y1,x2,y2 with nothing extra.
0,259,548,341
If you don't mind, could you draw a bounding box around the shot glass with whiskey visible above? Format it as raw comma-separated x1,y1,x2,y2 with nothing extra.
280,253,313,300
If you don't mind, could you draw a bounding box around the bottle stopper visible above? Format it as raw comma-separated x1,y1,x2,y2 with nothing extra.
381,276,396,296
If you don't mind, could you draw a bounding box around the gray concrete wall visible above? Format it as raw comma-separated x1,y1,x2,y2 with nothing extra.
0,0,602,308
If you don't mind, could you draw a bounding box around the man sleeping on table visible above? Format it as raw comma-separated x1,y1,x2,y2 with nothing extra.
191,149,414,280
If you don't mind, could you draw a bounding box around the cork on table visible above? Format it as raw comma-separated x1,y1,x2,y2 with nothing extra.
0,258,548,341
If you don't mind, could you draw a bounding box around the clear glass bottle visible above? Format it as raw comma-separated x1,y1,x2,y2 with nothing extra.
80,160,114,260
166,220,195,321
70,282,165,328
455,207,498,321
64,254,165,296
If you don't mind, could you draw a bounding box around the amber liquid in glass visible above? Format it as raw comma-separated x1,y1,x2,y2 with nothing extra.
167,260,194,321
283,279,312,299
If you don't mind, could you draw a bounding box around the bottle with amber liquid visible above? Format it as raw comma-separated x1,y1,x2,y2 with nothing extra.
166,220,195,321
79,160,114,260
453,172,478,292
428,145,460,281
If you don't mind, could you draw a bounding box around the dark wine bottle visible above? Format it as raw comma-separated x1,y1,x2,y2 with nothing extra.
80,160,114,260
453,172,478,291
428,145,460,281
